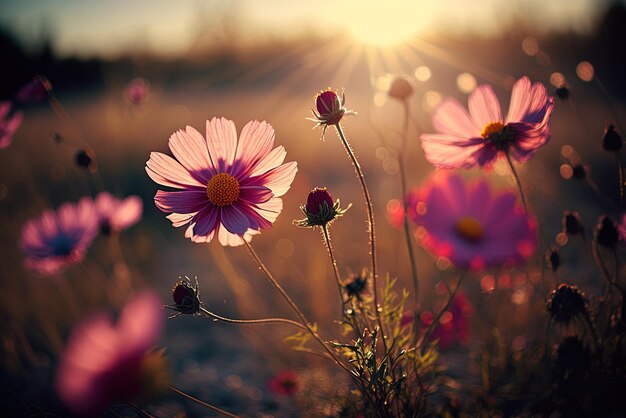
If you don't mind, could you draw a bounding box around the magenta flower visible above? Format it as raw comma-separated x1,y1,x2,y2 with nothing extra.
420,76,554,169
95,192,143,235
0,101,23,149
16,76,52,103
268,370,300,396
125,77,149,105
146,117,298,246
55,291,164,416
408,173,537,269
19,198,99,275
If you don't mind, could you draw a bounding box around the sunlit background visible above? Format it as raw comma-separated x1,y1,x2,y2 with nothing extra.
1,0,626,416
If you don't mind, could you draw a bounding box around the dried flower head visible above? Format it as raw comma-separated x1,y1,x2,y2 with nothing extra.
294,187,350,228
165,276,202,317
547,284,587,324
344,272,368,300
595,215,619,247
562,211,583,235
308,88,356,139
388,76,414,101
602,124,622,152
547,246,561,272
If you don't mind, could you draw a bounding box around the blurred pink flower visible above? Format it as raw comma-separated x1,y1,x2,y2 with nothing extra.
19,198,99,275
420,76,554,169
408,173,537,269
125,77,149,105
268,370,300,396
0,101,23,149
146,117,297,246
16,76,52,103
401,292,473,349
56,292,164,416
95,192,143,234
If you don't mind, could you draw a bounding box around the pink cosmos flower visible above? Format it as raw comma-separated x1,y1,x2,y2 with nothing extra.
19,198,99,275
420,76,554,168
146,117,297,246
408,173,537,269
0,101,23,149
125,77,149,105
95,192,143,235
56,292,164,416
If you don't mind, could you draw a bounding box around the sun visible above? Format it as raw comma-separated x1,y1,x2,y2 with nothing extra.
337,1,434,47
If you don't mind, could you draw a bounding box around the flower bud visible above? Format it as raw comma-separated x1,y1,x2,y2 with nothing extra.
344,273,368,300
388,76,414,100
295,187,350,228
603,124,622,152
308,88,356,139
547,284,587,324
595,215,618,247
562,211,583,235
166,277,201,316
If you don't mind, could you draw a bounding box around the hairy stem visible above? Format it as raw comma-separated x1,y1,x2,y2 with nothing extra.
334,123,387,352
321,224,347,316
505,151,528,213
199,306,307,330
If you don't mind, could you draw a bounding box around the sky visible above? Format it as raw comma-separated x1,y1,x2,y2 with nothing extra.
0,0,612,58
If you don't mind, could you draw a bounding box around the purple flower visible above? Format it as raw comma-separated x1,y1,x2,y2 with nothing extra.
125,77,149,105
16,76,52,103
19,198,99,275
408,173,537,269
0,101,23,149
55,291,164,416
420,76,554,169
146,117,298,246
95,192,143,234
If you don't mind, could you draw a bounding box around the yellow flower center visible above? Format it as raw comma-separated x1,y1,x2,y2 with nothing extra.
206,173,240,207
455,216,484,242
480,121,505,139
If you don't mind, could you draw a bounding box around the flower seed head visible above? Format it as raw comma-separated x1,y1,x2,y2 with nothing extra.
595,215,619,247
603,124,622,152
388,76,414,100
295,187,350,228
547,284,587,324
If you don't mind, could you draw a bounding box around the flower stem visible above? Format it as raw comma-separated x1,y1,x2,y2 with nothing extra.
616,152,624,212
243,241,353,376
505,151,528,213
321,224,347,316
334,123,387,352
400,99,421,341
169,385,240,418
199,306,307,330
420,270,467,354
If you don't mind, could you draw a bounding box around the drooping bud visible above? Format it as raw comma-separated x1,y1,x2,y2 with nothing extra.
602,124,622,152
547,284,587,324
166,277,202,316
595,215,619,247
295,187,350,228
388,76,414,101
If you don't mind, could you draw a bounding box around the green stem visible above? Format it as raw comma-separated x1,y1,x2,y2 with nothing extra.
321,224,347,317
505,152,528,213
420,271,467,354
199,306,307,330
244,241,353,377
169,385,240,418
334,123,387,353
